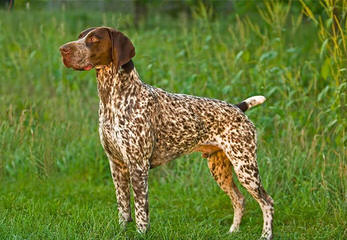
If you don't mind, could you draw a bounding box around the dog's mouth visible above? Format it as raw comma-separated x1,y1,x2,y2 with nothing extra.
72,64,94,71
61,56,93,71
82,64,93,71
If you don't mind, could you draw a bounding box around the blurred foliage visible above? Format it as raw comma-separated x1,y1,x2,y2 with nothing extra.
5,0,343,18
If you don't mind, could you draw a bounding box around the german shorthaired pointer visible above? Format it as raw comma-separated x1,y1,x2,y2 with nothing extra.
60,27,274,239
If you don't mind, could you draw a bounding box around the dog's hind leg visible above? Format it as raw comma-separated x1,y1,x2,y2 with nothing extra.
220,131,274,240
207,150,245,233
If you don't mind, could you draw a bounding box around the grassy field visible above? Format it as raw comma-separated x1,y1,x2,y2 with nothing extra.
0,2,346,239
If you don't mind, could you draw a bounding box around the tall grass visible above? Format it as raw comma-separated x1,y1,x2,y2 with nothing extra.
0,1,345,239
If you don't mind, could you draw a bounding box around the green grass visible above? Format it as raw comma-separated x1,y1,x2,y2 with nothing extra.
0,2,346,239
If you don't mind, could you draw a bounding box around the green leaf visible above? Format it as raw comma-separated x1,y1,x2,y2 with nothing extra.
243,50,250,62
321,58,331,80
260,50,278,63
235,50,243,63
317,86,329,102
320,39,329,60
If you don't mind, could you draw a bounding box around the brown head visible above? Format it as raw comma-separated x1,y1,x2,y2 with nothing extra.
59,27,135,72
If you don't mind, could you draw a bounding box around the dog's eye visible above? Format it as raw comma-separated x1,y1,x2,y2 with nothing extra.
89,36,99,43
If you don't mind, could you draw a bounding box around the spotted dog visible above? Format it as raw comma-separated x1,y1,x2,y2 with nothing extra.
60,27,274,239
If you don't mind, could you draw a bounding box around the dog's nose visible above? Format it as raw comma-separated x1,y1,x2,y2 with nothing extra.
59,45,71,55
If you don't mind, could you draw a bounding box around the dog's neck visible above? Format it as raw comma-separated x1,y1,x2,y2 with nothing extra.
96,60,135,80
96,61,142,106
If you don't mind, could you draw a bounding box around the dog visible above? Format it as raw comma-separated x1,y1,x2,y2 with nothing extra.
60,26,274,239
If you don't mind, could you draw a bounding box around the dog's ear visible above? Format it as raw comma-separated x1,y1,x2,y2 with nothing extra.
78,27,97,39
107,28,135,73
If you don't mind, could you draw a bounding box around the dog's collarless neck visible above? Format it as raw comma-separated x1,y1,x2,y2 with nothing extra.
96,62,143,105
96,60,134,77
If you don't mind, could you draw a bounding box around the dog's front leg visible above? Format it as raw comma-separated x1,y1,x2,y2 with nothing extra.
129,162,150,233
109,159,132,227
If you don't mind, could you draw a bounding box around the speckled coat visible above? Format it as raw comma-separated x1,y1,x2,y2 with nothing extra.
96,61,274,239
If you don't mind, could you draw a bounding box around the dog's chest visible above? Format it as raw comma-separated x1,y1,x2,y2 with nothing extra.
96,66,155,162
98,101,124,161
97,67,130,161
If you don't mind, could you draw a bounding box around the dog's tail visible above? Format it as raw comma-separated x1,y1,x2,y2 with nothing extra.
236,96,266,112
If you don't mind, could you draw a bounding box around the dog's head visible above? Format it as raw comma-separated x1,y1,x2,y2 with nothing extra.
59,27,135,72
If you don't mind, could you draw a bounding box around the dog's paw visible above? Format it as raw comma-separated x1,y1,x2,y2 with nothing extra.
259,232,273,240
228,225,240,234
136,223,150,234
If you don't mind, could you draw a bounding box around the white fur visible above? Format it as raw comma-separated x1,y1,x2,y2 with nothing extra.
244,96,266,109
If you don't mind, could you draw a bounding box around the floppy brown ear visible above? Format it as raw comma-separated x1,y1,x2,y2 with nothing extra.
78,27,97,39
107,28,135,73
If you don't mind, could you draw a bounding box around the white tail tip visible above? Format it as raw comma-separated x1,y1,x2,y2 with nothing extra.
245,96,266,108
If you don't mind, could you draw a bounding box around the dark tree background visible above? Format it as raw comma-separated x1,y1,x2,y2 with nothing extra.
2,0,345,34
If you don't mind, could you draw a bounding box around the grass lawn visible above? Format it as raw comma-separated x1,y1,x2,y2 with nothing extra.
0,2,346,239
0,169,345,240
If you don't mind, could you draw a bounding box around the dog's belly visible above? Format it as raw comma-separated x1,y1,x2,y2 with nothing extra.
149,144,195,168
149,115,206,168
150,145,198,168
